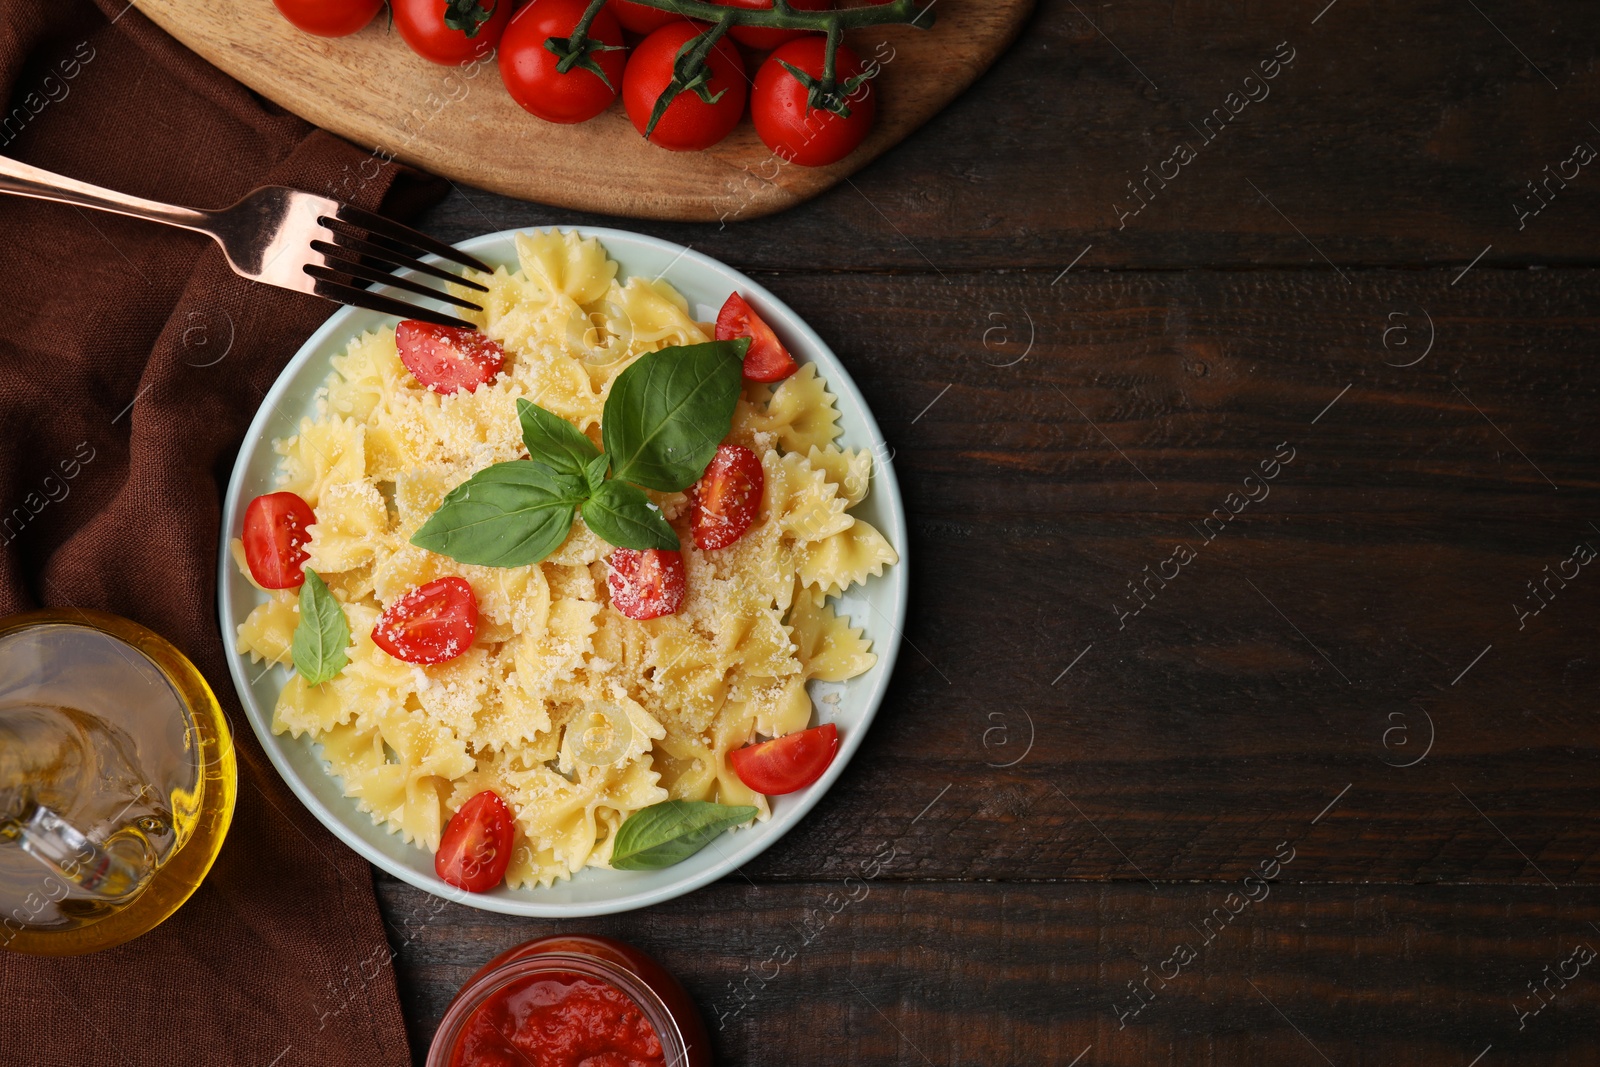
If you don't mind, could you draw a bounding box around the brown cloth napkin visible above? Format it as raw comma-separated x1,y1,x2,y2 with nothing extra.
0,2,446,1063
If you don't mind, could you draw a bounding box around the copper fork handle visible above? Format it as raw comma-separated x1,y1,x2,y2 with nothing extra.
0,153,210,233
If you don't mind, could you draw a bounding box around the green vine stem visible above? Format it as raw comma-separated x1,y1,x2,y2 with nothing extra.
643,8,738,136
609,0,934,32
551,0,933,127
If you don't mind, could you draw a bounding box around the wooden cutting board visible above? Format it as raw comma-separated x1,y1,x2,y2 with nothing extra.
132,0,1034,221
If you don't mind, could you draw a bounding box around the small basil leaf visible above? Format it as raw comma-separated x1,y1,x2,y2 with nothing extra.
581,479,679,552
584,452,611,495
518,398,601,479
292,569,350,686
603,340,747,492
610,800,758,870
412,461,586,568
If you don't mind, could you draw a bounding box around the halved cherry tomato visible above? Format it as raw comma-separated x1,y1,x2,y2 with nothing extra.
729,723,839,794
715,292,798,382
622,22,747,151
242,491,316,589
373,576,479,664
608,0,678,33
690,444,764,550
391,0,512,65
272,0,383,36
712,0,830,51
607,548,685,619
436,790,515,892
395,320,506,395
500,0,629,124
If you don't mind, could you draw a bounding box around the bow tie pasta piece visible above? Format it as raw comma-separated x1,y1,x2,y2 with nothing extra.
413,645,493,741
516,228,617,307
798,519,899,600
275,415,366,509
606,275,709,352
326,328,409,424
787,591,876,683
748,362,841,454
740,675,814,741
763,450,854,544
333,709,476,851
235,587,299,666
803,445,873,507
273,672,354,738
304,479,388,574
653,729,720,804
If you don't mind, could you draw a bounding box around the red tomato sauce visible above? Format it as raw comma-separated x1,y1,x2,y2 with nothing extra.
448,970,666,1067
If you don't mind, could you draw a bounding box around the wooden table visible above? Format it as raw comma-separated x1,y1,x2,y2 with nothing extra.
385,1,1600,1062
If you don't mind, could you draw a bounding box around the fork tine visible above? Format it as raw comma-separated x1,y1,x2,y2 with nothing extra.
313,235,489,293
306,259,482,312
326,204,493,273
311,277,477,330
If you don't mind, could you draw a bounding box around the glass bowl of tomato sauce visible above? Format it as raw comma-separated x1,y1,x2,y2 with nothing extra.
428,934,710,1067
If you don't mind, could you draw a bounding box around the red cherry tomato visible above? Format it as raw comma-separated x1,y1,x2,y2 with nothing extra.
607,549,685,619
752,37,876,167
391,0,512,65
242,492,317,589
690,444,764,550
729,723,839,794
272,0,383,36
622,22,747,151
715,292,797,382
395,320,506,395
500,0,629,124
373,577,479,664
712,0,830,51
436,790,515,892
608,0,678,34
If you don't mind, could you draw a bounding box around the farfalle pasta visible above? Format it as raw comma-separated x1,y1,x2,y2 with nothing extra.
233,229,897,889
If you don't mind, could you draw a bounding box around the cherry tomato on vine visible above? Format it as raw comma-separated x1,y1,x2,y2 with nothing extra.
690,444,765,550
712,0,831,51
500,0,629,124
372,577,479,664
607,0,679,34
715,292,798,382
272,0,384,36
729,723,839,794
752,37,876,167
392,0,512,65
436,791,515,892
395,320,506,394
242,492,316,589
607,548,685,619
623,22,747,151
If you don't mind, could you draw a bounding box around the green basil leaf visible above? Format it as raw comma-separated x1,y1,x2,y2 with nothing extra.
411,461,586,567
581,479,679,552
517,398,601,479
603,339,747,492
610,800,759,871
292,569,350,686
583,452,611,495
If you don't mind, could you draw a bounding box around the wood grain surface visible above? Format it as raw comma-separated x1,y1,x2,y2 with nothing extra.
382,878,1600,1066
410,0,1600,270
362,0,1600,1063
130,0,1032,220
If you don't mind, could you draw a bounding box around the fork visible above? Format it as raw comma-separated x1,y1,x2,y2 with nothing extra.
0,154,490,329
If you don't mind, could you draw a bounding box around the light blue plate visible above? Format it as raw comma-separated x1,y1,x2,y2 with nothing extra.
216,227,908,916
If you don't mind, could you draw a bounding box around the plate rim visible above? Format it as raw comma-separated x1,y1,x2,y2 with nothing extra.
216,224,908,916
